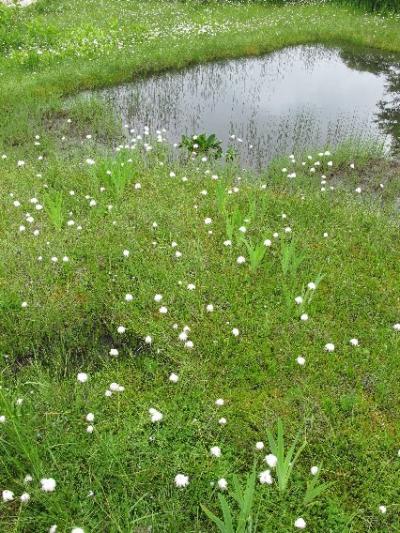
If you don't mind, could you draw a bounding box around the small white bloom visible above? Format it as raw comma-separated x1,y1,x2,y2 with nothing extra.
123,249,130,257
109,348,119,357
264,239,272,247
24,475,33,483
174,474,189,488
206,304,214,312
236,256,246,264
310,466,319,475
145,335,152,344
117,326,126,334
255,441,264,450
159,306,168,314
204,217,212,225
307,282,316,290
86,425,94,434
300,313,309,321
154,294,163,302
125,293,133,302
265,454,278,468
20,492,30,503
294,517,307,529
40,478,56,492
2,490,14,502
232,328,240,337
215,398,224,407
393,323,400,331
86,413,95,422
218,417,227,425
296,356,306,366
350,338,359,346
295,296,303,305
379,505,387,514
77,372,88,383
71,529,85,533
324,343,335,352
259,470,273,485
149,408,163,423
217,478,228,490
0,415,6,424
210,446,222,458
223,240,232,247
169,373,179,383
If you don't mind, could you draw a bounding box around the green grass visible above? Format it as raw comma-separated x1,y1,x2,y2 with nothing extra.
0,0,400,531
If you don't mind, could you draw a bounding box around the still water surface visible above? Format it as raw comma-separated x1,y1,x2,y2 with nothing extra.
97,45,400,168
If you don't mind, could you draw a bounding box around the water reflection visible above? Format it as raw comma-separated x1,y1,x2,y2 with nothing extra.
97,45,400,168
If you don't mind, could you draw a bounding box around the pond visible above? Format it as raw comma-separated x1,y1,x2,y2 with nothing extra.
96,45,400,168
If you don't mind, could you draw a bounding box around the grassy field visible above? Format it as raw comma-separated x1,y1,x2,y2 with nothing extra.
1,1,400,532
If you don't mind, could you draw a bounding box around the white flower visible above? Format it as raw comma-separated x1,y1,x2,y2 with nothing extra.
215,398,224,407
2,490,14,502
187,283,196,291
206,304,214,312
379,505,387,514
223,240,232,247
0,415,6,423
350,338,359,346
40,478,56,492
77,372,88,383
284,226,292,233
159,306,168,314
24,475,33,483
239,226,247,233
185,340,194,349
255,441,264,450
300,313,309,321
259,470,273,485
295,296,303,305
109,348,119,357
217,478,228,490
324,343,335,352
265,454,278,468
174,474,189,488
310,466,319,475
294,517,306,529
49,526,57,533
169,373,179,383
125,293,133,302
236,256,246,264
144,335,152,344
154,294,163,304
218,417,227,425
71,529,85,533
21,301,28,308
393,323,400,331
86,158,95,165
20,492,30,503
307,282,316,290
264,239,272,247
86,425,94,434
232,328,240,337
210,446,222,458
109,383,124,392
123,249,130,257
86,413,95,422
204,217,212,225
117,326,126,334
149,408,163,423
296,356,306,366
355,187,362,194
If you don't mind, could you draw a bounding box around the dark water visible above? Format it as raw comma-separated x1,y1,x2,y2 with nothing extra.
97,45,400,168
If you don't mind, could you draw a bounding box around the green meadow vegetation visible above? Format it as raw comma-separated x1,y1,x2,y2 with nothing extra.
0,1,400,532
